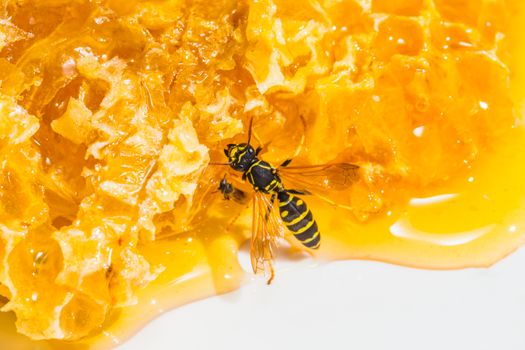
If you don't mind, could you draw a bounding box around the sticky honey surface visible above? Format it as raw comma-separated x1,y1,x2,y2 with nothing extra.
0,0,524,348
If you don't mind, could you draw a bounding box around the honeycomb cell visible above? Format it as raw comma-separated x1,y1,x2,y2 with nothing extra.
59,292,107,340
6,225,69,339
478,0,509,44
434,0,483,27
456,52,510,101
431,21,476,51
373,17,424,61
324,0,373,32
7,227,62,291
274,0,329,22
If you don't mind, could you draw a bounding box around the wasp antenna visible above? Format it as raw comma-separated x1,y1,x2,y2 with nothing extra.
209,162,230,166
246,116,254,144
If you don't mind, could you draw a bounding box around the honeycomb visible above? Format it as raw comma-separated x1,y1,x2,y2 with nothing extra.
0,0,517,341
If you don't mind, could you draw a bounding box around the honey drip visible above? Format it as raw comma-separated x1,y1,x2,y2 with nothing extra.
0,0,524,349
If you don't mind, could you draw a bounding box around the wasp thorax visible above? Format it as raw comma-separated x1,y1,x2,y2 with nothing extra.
224,143,256,171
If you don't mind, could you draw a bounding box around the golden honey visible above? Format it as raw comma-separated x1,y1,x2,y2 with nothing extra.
0,0,524,348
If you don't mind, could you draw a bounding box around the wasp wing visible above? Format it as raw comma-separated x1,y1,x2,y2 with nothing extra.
278,162,359,195
251,192,285,283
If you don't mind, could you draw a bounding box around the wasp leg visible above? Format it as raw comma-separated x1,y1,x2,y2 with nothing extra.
287,189,312,196
266,262,275,285
280,159,293,167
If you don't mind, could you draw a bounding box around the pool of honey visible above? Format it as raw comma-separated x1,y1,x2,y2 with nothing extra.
4,131,525,350
2,2,525,349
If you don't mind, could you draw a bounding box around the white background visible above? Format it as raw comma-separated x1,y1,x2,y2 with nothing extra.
119,247,525,350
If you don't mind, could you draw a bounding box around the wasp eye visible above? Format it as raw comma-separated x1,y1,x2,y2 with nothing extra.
223,148,229,157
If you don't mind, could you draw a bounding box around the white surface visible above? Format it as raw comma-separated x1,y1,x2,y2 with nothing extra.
118,248,525,350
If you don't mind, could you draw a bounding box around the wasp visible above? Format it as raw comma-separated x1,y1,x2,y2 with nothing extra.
213,118,359,283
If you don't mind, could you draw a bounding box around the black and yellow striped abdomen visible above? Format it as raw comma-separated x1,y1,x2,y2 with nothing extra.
277,191,320,249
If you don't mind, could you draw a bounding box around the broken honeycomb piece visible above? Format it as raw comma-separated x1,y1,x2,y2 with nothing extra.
0,0,518,342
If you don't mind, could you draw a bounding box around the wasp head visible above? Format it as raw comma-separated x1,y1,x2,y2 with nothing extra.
224,143,256,172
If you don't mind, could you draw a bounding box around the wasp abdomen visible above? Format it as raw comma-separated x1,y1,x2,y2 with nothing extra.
277,191,320,249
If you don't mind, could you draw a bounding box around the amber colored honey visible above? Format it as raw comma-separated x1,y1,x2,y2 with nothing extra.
3,128,525,350
1,0,525,349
